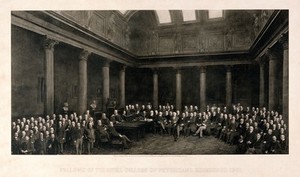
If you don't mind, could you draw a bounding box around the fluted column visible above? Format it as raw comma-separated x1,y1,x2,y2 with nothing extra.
175,68,182,111
78,50,91,115
259,61,265,108
102,60,111,111
152,68,159,110
266,49,278,111
43,38,58,115
119,65,126,109
199,66,206,112
226,66,232,107
279,34,288,120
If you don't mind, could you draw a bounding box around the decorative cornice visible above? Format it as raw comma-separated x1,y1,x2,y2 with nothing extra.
250,10,288,60
12,11,137,66
12,10,288,69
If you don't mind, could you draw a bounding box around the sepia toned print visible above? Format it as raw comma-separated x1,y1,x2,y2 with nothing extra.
11,10,288,155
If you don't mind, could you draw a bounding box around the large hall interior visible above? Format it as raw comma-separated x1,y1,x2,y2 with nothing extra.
11,10,288,155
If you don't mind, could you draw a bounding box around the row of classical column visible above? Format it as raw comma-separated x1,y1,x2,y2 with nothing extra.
259,33,288,119
44,37,235,115
153,33,288,116
43,38,126,116
43,34,288,118
152,66,234,112
78,54,127,115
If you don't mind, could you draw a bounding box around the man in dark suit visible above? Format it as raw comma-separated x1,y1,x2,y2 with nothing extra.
184,112,195,137
269,136,280,154
12,133,20,154
236,135,247,154
95,119,110,148
226,117,238,144
84,122,95,154
110,110,123,124
20,136,32,154
177,112,186,138
278,134,288,154
244,126,256,149
252,133,264,154
163,111,172,135
47,133,58,154
194,114,207,138
219,114,230,141
214,113,224,138
156,111,166,134
263,128,273,154
57,121,66,154
171,112,180,141
236,118,246,138
34,132,47,154
73,123,84,154
101,113,111,126
107,122,133,149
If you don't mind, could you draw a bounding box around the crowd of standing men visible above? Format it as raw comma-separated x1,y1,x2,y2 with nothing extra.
11,109,133,155
11,102,288,154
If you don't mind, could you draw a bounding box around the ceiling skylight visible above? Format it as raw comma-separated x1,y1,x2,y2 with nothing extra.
156,10,172,24
182,10,196,21
208,10,223,19
118,10,128,15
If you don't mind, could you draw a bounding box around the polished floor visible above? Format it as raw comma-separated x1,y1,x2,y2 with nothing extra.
64,134,237,155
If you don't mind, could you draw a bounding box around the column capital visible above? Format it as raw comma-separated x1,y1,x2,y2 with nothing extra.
279,33,288,50
102,59,112,67
79,49,91,61
265,49,279,61
44,38,59,50
199,66,207,73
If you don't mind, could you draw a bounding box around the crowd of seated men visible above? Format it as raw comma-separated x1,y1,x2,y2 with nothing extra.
119,103,288,154
11,102,288,155
11,110,134,155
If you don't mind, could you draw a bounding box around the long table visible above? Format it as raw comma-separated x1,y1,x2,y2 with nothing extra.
114,121,152,141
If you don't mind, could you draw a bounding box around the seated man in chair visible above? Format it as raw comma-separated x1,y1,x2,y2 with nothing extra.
107,122,133,149
110,110,124,124
95,119,110,148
